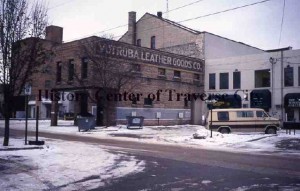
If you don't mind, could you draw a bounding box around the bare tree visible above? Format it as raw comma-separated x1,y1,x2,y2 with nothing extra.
0,0,48,146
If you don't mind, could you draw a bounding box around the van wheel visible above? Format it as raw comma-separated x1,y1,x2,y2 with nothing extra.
266,127,276,134
219,127,230,134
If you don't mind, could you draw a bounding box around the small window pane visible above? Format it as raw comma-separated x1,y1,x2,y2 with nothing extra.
81,58,88,79
174,70,181,78
68,60,74,81
137,39,141,47
209,73,215,89
56,62,62,82
218,112,229,121
255,70,270,88
256,111,263,117
158,68,166,76
144,98,153,106
284,67,293,87
194,73,200,80
237,111,254,118
233,71,241,89
220,73,229,89
151,36,155,49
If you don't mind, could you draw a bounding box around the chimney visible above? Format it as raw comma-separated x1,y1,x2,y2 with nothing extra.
45,25,63,43
128,11,136,45
157,11,162,18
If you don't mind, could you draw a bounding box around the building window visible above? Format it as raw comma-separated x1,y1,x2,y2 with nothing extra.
193,73,200,81
45,80,51,88
284,66,293,87
144,98,153,106
255,69,270,88
136,39,141,47
219,73,229,89
158,68,166,76
184,99,189,107
56,62,62,83
233,71,241,89
209,73,215,90
81,57,88,79
132,64,141,73
299,67,300,86
174,70,181,79
68,59,75,81
151,36,155,49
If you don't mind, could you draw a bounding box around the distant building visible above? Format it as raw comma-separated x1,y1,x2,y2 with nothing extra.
206,47,300,122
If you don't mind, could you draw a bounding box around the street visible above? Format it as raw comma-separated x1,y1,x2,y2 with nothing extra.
1,128,300,190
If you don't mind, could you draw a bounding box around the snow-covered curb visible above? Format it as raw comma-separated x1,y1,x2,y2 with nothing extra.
0,137,145,190
1,120,300,156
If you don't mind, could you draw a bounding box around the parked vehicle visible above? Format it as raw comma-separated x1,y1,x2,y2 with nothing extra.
205,108,280,134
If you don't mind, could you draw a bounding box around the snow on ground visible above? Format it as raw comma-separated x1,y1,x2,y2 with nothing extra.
0,137,145,191
1,120,300,156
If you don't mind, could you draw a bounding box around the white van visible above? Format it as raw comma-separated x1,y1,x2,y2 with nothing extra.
205,108,280,134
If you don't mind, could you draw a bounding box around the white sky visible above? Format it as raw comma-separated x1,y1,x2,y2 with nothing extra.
46,0,300,50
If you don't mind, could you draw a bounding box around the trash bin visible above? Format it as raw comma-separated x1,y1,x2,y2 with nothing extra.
126,116,144,129
77,113,96,132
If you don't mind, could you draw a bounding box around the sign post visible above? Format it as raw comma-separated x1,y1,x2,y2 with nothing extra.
205,99,217,138
24,83,31,145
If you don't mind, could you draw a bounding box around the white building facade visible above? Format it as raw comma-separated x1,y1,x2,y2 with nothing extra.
205,47,300,123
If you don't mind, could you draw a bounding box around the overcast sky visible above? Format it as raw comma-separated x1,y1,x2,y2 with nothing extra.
46,0,300,50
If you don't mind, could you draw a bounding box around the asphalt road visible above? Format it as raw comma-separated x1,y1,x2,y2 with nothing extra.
1,128,300,190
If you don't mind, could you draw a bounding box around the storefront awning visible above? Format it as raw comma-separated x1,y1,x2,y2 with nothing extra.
284,93,300,108
250,89,271,109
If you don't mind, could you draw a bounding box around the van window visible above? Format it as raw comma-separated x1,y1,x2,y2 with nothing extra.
256,111,269,118
218,112,229,121
237,111,254,118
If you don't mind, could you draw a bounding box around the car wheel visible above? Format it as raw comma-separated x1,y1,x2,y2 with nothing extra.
266,127,276,134
220,127,230,134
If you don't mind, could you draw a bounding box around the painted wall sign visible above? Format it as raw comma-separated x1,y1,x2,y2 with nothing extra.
97,39,203,72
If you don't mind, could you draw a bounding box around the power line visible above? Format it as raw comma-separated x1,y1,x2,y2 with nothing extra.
64,0,208,42
164,0,205,14
49,0,75,10
278,0,286,48
177,0,273,23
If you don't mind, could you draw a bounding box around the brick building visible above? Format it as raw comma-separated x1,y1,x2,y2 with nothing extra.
27,25,204,126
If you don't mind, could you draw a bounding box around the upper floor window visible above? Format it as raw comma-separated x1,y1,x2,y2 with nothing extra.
144,98,153,106
284,66,293,87
209,73,215,90
298,67,300,86
193,73,200,81
136,39,141,47
68,59,75,81
45,80,51,88
81,57,88,79
220,73,229,89
255,69,270,88
56,62,62,83
158,68,166,76
132,64,141,73
233,71,241,89
174,70,181,78
151,36,156,49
